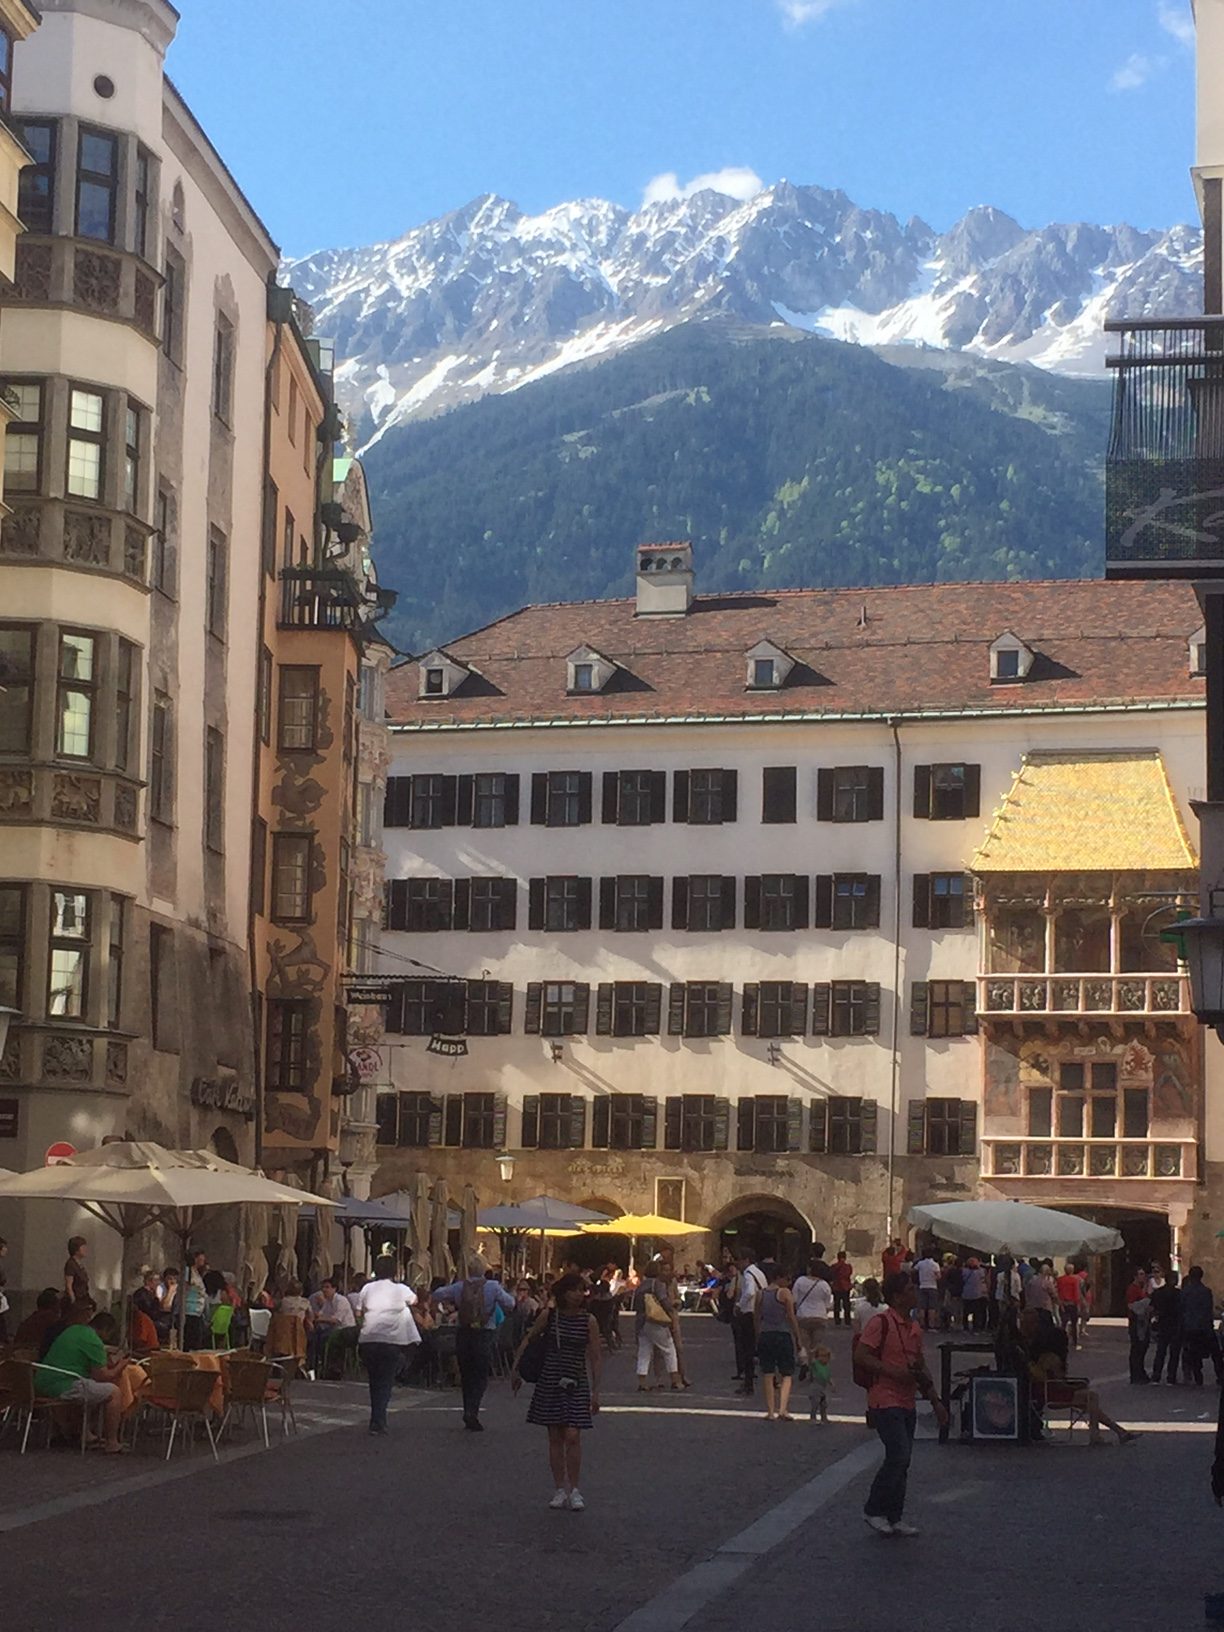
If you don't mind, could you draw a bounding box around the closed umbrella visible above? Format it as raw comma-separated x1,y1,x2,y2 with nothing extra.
429,1177,452,1280
459,1183,479,1271
410,1172,432,1285
906,1200,1124,1258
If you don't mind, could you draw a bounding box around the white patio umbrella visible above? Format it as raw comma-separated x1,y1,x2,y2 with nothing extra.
906,1199,1124,1258
0,1142,337,1345
409,1172,432,1286
429,1177,452,1280
459,1183,479,1271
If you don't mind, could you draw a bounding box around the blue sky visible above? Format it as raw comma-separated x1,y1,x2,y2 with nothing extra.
170,0,1198,258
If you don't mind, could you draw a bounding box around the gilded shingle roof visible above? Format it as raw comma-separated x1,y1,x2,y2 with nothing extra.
386,579,1204,729
972,751,1198,874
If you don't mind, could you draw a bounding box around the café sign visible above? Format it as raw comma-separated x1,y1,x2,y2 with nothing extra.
190,1076,256,1120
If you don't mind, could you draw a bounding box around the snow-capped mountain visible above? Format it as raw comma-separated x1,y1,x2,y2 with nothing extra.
285,181,1201,448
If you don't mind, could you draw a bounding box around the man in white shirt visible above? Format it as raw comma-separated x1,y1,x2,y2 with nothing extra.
914,1252,941,1330
791,1261,833,1365
309,1277,356,1376
355,1257,420,1435
733,1250,766,1396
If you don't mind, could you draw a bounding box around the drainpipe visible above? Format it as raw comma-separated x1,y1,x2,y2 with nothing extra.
887,718,904,1239
249,287,287,1168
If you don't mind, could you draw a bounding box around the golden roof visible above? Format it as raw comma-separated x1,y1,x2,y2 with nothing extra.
971,751,1198,874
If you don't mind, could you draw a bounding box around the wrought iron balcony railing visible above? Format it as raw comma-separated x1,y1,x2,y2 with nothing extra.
278,565,364,630
1105,315,1224,577
977,972,1189,1019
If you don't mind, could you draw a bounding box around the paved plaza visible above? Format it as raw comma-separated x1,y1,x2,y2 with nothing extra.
3,1315,1221,1632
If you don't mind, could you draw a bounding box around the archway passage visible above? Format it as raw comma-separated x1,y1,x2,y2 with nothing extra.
210,1126,240,1164
1061,1205,1172,1315
711,1195,814,1279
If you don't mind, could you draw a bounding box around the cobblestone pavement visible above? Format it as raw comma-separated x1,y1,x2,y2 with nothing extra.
1,1314,1220,1631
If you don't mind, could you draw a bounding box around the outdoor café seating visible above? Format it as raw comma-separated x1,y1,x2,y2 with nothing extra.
133,1365,219,1462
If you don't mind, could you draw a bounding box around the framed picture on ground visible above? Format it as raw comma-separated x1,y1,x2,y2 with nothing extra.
971,1374,1020,1440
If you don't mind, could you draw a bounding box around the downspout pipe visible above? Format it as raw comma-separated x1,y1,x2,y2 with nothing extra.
887,718,904,1240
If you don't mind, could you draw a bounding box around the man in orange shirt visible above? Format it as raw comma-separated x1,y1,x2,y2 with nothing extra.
1056,1262,1084,1350
830,1251,854,1326
881,1239,906,1281
857,1271,948,1537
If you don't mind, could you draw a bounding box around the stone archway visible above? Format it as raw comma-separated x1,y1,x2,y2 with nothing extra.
708,1193,816,1278
210,1126,240,1164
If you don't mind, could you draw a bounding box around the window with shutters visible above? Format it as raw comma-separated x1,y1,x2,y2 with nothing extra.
386,1091,434,1147
928,980,966,1038
615,770,659,825
465,979,510,1036
678,981,732,1037
753,981,807,1038
614,875,655,932
545,877,583,932
832,875,879,931
266,998,308,1091
825,766,882,823
542,982,582,1035
473,773,510,828
829,1097,866,1154
539,1092,577,1149
468,877,516,932
923,1097,976,1156
270,833,312,924
546,771,585,826
390,979,466,1036
610,1095,650,1150
680,1095,720,1152
830,981,876,1037
914,763,981,820
411,775,452,829
611,981,658,1037
462,1092,497,1149
761,875,800,931
689,769,732,824
406,878,453,932
681,875,734,932
762,766,797,824
931,874,968,928
742,1095,790,1154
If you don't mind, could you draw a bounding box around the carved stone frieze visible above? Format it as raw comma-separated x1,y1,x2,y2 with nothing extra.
123,525,146,580
134,269,157,335
52,773,101,823
43,1034,92,1082
113,782,137,831
105,1041,128,1085
0,1034,20,1082
1,502,42,556
13,240,53,301
0,767,33,816
73,248,122,313
63,510,111,566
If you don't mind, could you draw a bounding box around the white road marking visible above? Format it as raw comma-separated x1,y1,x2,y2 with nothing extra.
611,1440,880,1632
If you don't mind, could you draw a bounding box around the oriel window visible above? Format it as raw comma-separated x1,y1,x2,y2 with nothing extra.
76,127,119,244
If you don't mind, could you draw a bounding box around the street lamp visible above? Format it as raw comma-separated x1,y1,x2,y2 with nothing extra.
496,1151,515,1185
1176,904,1224,1035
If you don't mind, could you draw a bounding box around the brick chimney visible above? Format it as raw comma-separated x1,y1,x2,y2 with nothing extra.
635,541,693,617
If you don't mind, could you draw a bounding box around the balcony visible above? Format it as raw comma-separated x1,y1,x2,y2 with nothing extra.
978,973,1190,1020
1105,316,1224,578
982,1137,1196,1182
278,565,364,631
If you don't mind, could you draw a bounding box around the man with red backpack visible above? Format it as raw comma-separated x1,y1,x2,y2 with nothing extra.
855,1271,949,1536
433,1257,515,1431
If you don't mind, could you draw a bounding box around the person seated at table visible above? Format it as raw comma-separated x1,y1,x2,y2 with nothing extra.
91,1311,120,1346
131,1267,169,1347
39,1295,95,1358
36,1300,129,1454
13,1288,62,1350
308,1277,355,1375
1020,1308,1137,1446
160,1268,179,1330
267,1279,311,1364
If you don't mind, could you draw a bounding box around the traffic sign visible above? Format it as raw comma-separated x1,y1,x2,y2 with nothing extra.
44,1141,76,1166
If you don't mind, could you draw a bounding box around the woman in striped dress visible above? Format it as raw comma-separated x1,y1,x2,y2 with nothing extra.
512,1272,602,1511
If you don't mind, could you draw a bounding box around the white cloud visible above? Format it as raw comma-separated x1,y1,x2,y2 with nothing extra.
776,0,855,24
1158,0,1194,48
1110,51,1161,91
641,166,765,207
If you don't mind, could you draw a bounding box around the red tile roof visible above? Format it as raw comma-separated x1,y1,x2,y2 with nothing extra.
386,579,1205,729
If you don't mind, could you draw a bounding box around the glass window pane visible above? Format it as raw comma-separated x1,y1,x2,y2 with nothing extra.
52,891,89,938
57,688,92,756
77,178,115,240
20,120,50,167
67,438,101,497
4,432,39,489
10,383,41,422
80,132,116,176
59,633,94,681
70,390,104,433
48,947,87,1016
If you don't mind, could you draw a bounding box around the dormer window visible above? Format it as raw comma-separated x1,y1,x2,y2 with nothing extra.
417,647,471,700
566,645,615,695
990,632,1034,683
1190,624,1207,678
425,667,445,696
745,638,794,691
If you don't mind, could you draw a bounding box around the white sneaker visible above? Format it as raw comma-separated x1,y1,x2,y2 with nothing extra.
568,1488,585,1512
864,1515,894,1536
548,1488,570,1510
891,1520,920,1537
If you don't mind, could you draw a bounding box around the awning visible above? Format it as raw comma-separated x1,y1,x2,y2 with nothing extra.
972,750,1197,874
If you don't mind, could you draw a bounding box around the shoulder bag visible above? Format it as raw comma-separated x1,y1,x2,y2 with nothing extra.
517,1310,558,1384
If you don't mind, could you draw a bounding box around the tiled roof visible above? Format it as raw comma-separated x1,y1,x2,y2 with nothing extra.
386,579,1205,729
972,750,1198,874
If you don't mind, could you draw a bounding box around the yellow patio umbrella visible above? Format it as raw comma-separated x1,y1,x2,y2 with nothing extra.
580,1213,706,1237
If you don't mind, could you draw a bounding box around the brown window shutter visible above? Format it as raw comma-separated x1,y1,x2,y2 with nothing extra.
671,876,689,930
452,878,471,931
737,1098,755,1151
811,982,831,1036
644,983,663,1034
720,876,737,930
595,983,614,1035
787,1097,804,1152
493,1093,508,1147
742,983,760,1036
439,776,458,826
443,1095,463,1146
572,983,590,1033
497,878,517,930
913,765,932,819
910,981,930,1036
667,983,686,1035
599,878,617,931
863,983,882,1035
793,875,810,930
673,770,690,823
713,1098,731,1150
816,767,834,822
521,1095,540,1147
528,879,545,930
958,1100,978,1156
912,874,931,928
530,773,547,825
860,1099,879,1153
789,982,809,1036
907,1101,927,1155
715,983,733,1034
592,1097,611,1149
568,1096,587,1149
384,777,412,828
743,877,762,929
664,1096,682,1150
762,766,797,823
428,1098,444,1146
497,983,514,1034
864,876,881,929
961,981,979,1035
456,775,474,826
963,764,981,818
809,1100,829,1153
721,769,738,822
577,772,593,824
576,877,593,930
647,877,664,930
387,879,409,931
524,984,542,1034
602,771,619,824
814,875,833,929
503,774,520,825
867,766,885,821
649,770,667,822
641,1096,659,1148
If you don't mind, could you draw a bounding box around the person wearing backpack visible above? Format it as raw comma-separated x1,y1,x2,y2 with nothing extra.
433,1257,515,1431
856,1271,949,1537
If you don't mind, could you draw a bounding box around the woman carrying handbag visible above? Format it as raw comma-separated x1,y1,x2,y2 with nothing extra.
512,1272,602,1511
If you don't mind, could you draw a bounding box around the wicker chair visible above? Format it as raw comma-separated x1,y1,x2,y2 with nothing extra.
219,1357,278,1448
0,1360,96,1455
136,1366,219,1462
